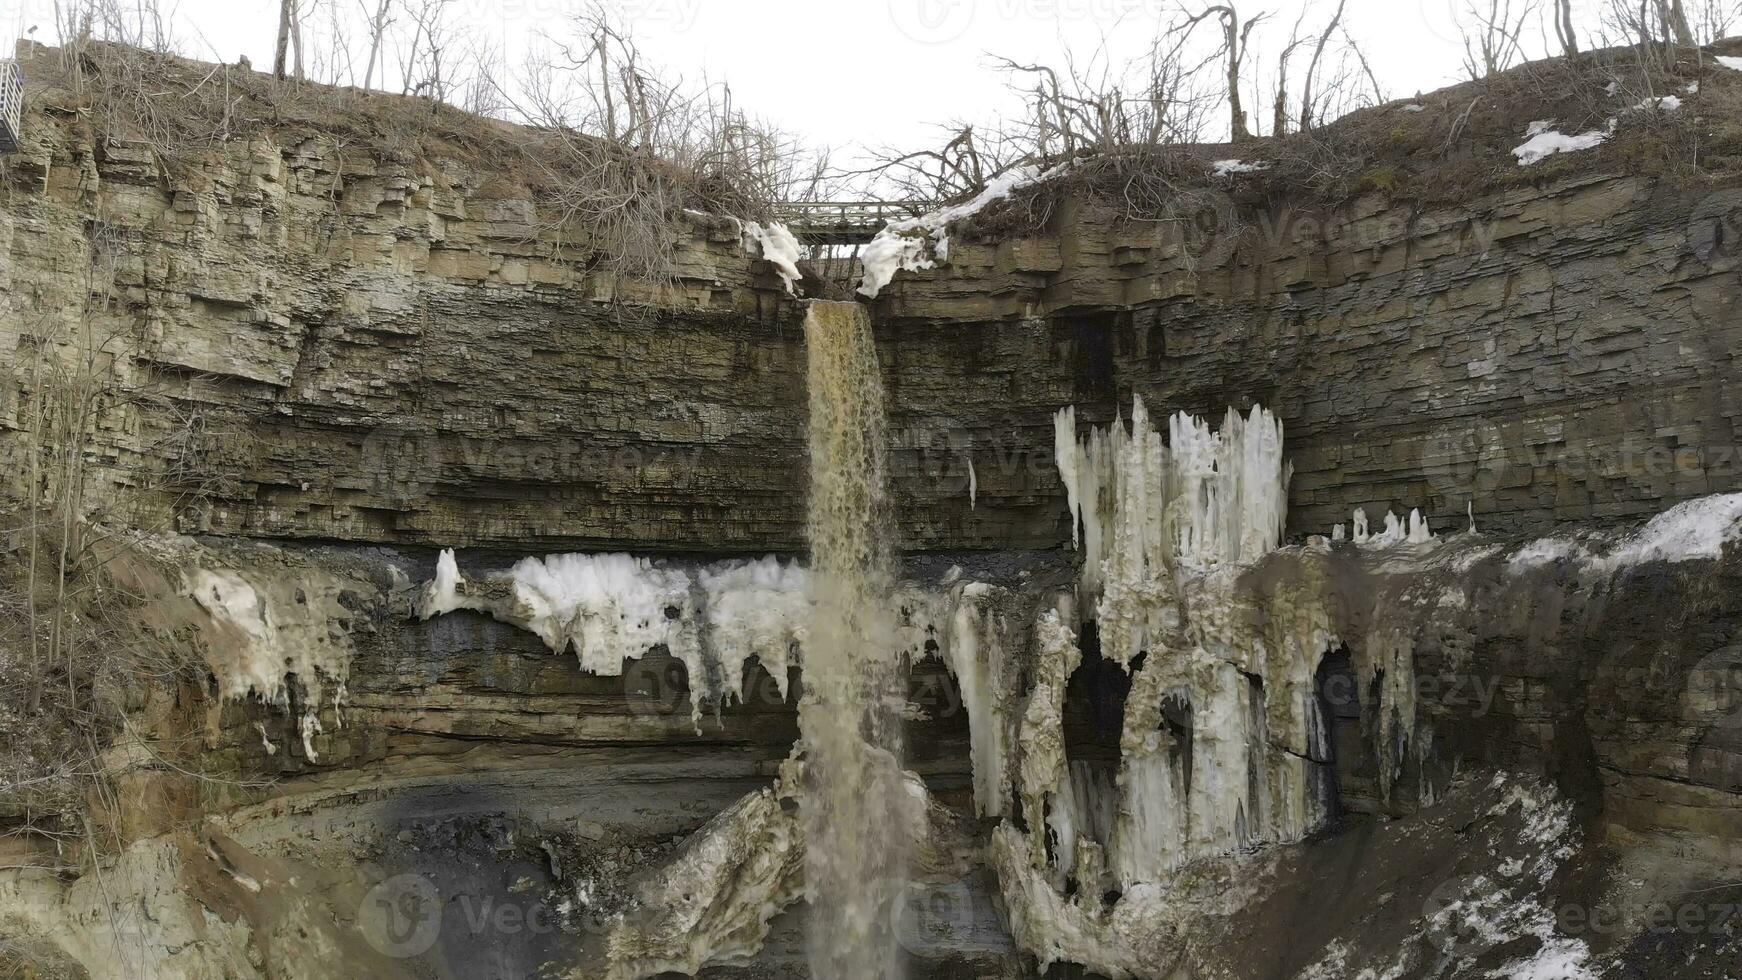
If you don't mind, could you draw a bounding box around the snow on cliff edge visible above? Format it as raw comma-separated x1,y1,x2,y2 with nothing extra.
858,162,1073,298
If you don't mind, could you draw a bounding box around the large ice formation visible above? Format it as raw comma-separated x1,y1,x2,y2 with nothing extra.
605,782,805,979
186,565,355,761
990,399,1356,974
420,549,812,729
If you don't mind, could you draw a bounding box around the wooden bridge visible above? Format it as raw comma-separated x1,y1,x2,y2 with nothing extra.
771,200,927,245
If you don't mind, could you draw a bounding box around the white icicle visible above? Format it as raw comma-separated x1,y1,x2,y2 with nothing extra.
1406,508,1434,544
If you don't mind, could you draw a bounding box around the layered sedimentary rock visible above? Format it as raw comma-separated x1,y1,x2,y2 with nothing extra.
874,168,1742,539
8,43,1742,557
5,41,1742,980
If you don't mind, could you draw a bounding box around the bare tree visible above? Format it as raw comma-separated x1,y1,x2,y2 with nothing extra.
290,0,306,80
360,0,392,89
273,0,294,79
459,34,505,116
1169,5,1267,142
1298,0,1348,132
1592,0,1733,52
1554,0,1581,55
1458,0,1538,79
396,0,457,98
1661,0,1697,42
841,125,1000,204
502,5,805,296
1271,6,1313,137
843,18,1233,211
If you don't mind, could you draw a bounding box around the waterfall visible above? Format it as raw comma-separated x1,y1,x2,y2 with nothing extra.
799,300,911,979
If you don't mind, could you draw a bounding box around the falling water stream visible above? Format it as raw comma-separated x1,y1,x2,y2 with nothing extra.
799,300,911,979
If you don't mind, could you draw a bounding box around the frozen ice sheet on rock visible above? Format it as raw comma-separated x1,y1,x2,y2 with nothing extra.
1596,491,1742,570
698,557,810,703
605,785,804,979
1506,492,1742,575
420,549,811,727
1347,507,1436,549
419,550,1003,730
1055,397,1289,663
1054,398,1288,607
740,220,804,294
187,565,355,762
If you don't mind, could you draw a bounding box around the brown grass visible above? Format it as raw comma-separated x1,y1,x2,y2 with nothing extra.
10,39,773,294
959,41,1742,240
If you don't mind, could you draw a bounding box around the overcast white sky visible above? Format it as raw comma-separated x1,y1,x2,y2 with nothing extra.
3,0,1603,155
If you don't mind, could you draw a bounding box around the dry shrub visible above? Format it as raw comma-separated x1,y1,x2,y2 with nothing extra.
17,13,807,300
950,40,1734,251
21,40,511,173
0,229,219,869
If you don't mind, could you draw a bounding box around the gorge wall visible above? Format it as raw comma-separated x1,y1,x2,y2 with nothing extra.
7,46,1741,558
875,172,1742,539
6,42,1742,980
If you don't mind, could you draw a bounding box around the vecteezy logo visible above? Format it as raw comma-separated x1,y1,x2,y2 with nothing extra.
888,0,975,44
1419,0,1598,48
1688,643,1742,732
624,655,691,718
1688,190,1742,265
620,0,703,32
358,423,442,499
359,873,442,958
900,879,1008,954
1418,419,1509,500
1158,187,1239,271
1421,874,1495,960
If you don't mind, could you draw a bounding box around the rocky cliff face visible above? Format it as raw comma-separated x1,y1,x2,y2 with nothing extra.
9,101,1739,557
5,44,1742,980
876,172,1742,540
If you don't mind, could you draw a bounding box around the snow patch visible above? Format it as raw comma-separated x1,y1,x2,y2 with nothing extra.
1512,119,1615,166
1211,158,1269,176
1632,94,1683,112
1716,55,1742,71
740,220,804,293
857,162,1071,297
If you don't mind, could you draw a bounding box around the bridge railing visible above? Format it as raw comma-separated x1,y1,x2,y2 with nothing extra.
0,59,24,155
771,200,929,228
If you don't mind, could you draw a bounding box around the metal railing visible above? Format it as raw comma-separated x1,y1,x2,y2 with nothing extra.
772,200,928,228
0,59,23,155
